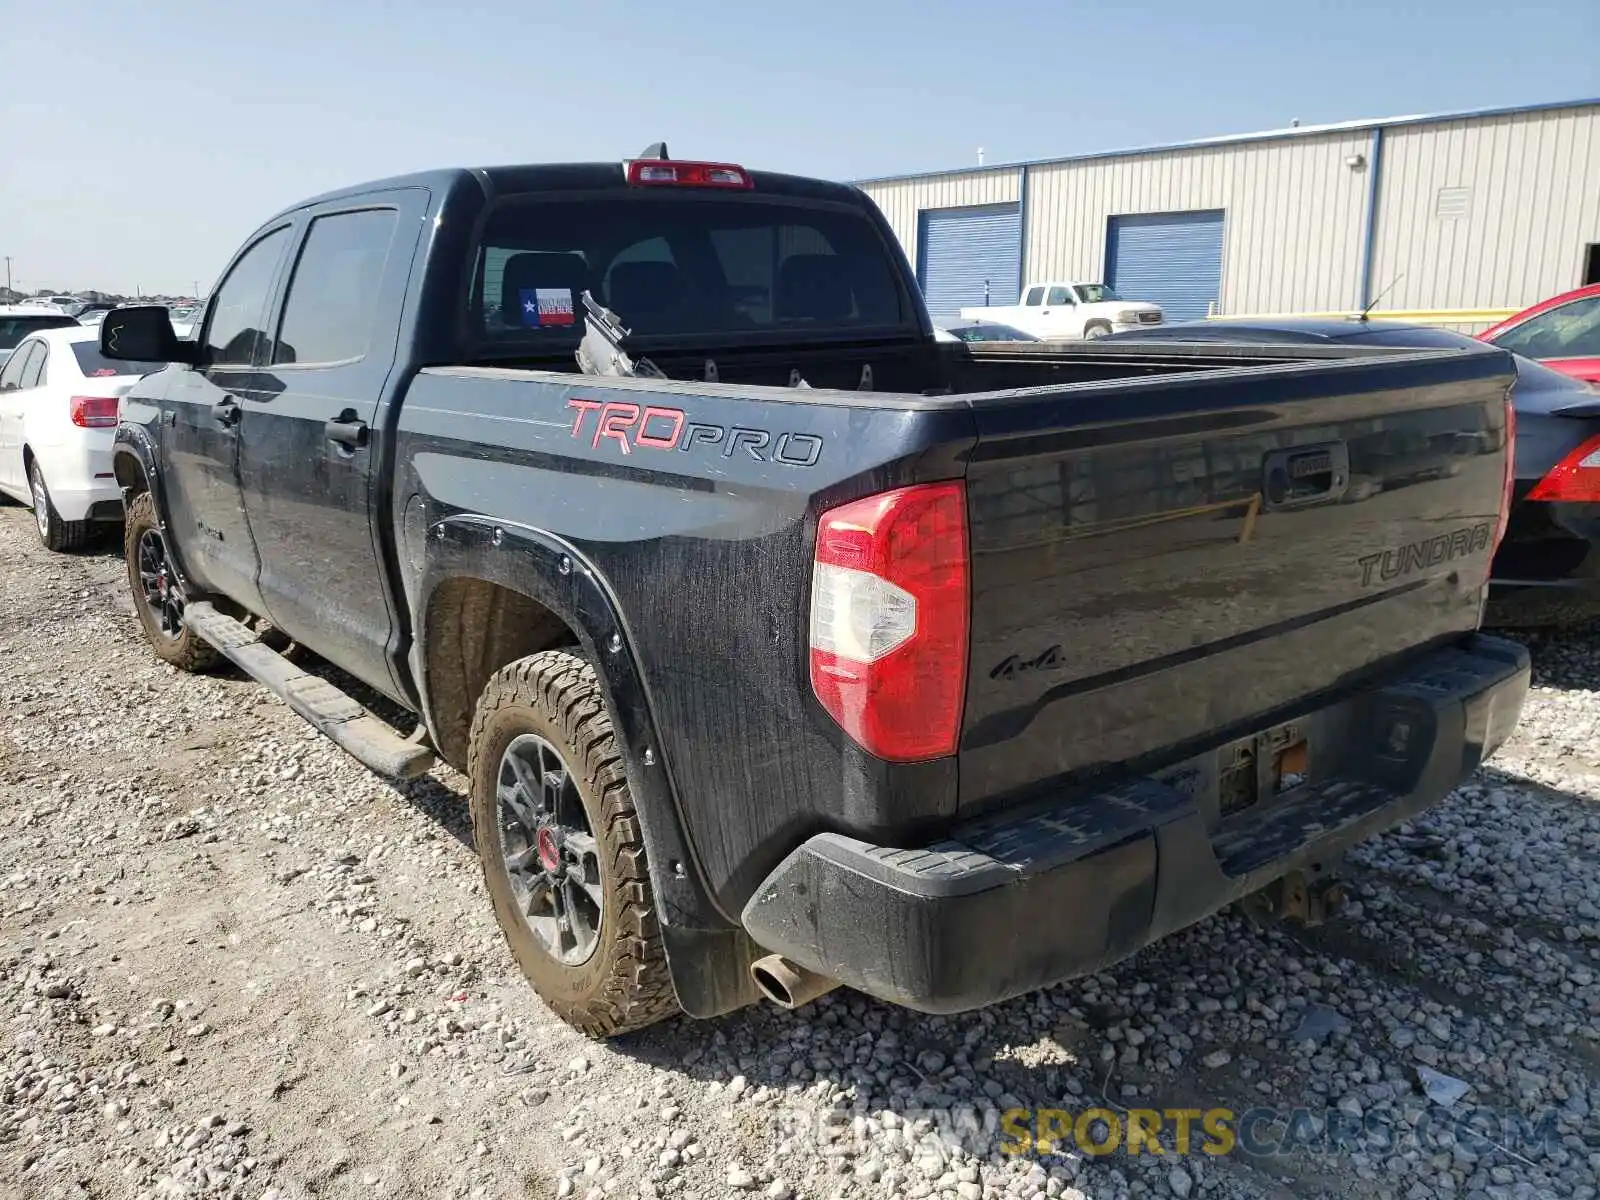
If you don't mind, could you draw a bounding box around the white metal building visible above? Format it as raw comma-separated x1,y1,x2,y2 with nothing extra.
856,99,1600,329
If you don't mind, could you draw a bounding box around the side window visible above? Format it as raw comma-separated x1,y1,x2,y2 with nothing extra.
1495,296,1600,360
273,208,399,366
0,342,35,391
1024,287,1044,306
1046,286,1072,306
20,344,48,389
204,226,292,367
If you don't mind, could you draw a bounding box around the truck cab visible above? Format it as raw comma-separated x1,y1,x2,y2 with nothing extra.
961,279,1163,340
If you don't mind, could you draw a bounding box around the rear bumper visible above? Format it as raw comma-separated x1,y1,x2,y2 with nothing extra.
31,438,120,522
741,635,1529,1013
46,480,122,523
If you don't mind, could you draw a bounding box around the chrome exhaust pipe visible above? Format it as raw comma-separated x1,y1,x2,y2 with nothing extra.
750,954,839,1011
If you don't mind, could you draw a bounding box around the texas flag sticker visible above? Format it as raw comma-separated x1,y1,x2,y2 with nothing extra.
519,287,575,327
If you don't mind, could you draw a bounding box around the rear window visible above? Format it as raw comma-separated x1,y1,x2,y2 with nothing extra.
0,315,75,351
470,195,906,344
71,343,162,378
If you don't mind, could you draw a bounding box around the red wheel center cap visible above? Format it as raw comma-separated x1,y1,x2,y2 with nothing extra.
536,826,561,873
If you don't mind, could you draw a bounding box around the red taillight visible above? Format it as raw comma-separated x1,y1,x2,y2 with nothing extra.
624,159,752,189
1527,431,1600,503
70,395,119,428
809,482,969,763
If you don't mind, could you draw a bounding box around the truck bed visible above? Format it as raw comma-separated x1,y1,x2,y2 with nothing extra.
395,338,1515,916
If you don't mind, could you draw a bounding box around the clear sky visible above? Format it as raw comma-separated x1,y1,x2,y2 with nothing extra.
2,0,1596,296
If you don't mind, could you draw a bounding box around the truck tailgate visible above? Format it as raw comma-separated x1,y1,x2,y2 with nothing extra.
958,349,1514,810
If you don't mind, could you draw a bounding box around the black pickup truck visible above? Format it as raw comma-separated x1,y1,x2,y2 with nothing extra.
99,148,1530,1037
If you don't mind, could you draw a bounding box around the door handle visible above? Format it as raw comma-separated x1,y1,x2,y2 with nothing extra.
325,411,369,450
212,398,241,428
1262,441,1350,509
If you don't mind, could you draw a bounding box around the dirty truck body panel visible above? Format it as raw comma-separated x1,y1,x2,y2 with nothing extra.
110,158,1529,1018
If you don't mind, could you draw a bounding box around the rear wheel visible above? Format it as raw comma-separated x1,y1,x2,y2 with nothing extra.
28,459,91,552
468,650,679,1037
124,492,218,672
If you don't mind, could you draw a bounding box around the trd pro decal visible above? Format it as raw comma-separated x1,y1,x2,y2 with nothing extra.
567,399,822,467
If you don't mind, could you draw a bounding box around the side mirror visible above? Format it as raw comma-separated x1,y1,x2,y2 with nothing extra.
100,305,198,366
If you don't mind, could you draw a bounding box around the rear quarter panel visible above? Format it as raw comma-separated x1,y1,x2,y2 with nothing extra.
393,367,976,917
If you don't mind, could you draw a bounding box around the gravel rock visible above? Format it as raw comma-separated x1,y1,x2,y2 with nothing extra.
2,501,1597,1200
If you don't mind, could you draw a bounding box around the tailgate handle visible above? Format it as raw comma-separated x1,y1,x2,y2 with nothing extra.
1263,442,1349,509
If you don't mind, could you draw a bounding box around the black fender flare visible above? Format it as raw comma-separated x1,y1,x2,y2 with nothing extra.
415,514,762,1018
111,425,200,590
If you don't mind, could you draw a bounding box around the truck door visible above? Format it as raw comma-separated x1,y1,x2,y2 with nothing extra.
1014,285,1046,337
160,225,294,611
1042,284,1077,338
235,190,427,702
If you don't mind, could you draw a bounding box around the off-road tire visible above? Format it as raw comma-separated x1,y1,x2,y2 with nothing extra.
468,650,679,1037
123,492,219,672
1082,320,1113,339
29,459,91,552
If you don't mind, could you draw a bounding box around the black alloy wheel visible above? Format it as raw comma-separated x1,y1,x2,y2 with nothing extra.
495,733,605,966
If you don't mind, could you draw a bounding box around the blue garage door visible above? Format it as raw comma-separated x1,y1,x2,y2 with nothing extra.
1106,210,1225,323
918,204,1022,326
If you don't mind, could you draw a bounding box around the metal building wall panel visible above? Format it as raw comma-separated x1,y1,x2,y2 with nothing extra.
859,169,1022,281
917,205,1024,324
1370,108,1600,311
1023,131,1371,315
1106,210,1227,321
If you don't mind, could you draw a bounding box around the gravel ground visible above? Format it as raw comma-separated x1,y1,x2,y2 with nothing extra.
1,508,1597,1200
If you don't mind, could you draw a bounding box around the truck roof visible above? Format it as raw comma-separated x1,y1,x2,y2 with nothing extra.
267,162,867,225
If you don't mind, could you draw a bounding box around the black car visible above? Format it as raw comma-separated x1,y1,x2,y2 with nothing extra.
66,300,118,320
941,321,1039,343
1112,318,1600,625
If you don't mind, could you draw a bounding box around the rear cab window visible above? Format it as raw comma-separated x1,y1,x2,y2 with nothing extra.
468,193,910,351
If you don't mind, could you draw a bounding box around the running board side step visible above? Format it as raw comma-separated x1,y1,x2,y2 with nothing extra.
185,602,437,780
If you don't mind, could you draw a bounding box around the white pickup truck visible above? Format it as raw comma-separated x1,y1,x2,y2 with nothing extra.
960,281,1163,340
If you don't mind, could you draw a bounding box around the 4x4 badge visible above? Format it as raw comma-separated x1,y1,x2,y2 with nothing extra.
990,644,1065,682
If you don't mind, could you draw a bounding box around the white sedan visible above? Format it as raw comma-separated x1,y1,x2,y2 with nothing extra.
0,325,162,550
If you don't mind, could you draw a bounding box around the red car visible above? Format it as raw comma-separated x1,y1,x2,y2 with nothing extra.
1481,283,1600,386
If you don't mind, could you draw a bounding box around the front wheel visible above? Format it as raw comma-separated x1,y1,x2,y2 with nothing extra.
1082,320,1113,339
468,650,679,1037
123,492,218,672
28,460,91,552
